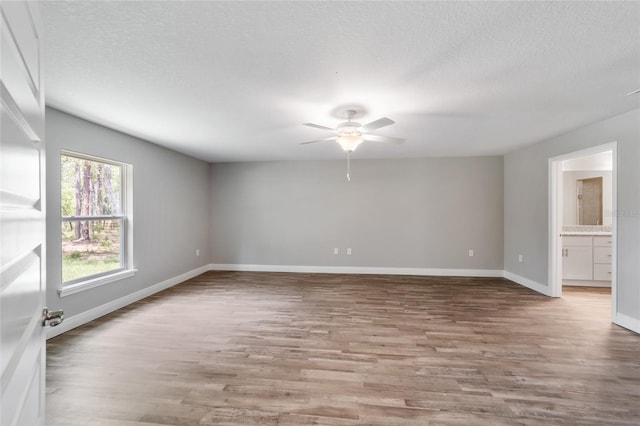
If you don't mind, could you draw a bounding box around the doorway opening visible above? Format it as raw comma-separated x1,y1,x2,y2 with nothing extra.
549,142,617,321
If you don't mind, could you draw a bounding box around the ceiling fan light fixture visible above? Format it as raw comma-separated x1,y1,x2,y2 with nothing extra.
337,134,363,151
301,109,403,181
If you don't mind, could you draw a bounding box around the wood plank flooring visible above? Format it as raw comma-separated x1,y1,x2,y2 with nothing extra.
46,272,640,425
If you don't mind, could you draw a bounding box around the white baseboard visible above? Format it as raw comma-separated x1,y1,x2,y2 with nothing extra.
503,271,553,296
563,279,611,288
614,312,640,334
46,264,210,340
48,264,633,339
45,265,559,339
208,263,504,277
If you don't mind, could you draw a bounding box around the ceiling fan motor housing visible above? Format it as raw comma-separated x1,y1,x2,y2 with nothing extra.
336,121,362,135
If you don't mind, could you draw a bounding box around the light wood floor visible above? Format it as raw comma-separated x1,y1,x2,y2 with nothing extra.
46,272,640,425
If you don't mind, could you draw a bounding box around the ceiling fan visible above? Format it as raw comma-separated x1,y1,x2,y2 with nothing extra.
300,109,405,181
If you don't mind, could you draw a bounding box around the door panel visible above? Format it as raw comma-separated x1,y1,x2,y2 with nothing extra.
1,106,41,203
1,310,43,426
1,254,41,374
1,34,41,138
0,1,46,425
16,368,42,426
0,2,40,93
1,3,42,134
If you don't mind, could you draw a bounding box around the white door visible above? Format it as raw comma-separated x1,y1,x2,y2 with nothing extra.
1,2,57,425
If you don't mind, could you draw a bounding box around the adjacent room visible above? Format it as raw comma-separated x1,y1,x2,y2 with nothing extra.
1,1,639,425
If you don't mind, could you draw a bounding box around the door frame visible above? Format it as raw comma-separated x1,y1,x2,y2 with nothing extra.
548,141,617,320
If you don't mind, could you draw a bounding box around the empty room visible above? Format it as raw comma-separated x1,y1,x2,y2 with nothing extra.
2,1,640,425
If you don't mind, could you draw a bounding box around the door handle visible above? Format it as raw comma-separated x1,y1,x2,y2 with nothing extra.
42,308,64,327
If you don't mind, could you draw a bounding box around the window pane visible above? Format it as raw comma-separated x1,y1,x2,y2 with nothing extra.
61,219,122,282
61,155,122,217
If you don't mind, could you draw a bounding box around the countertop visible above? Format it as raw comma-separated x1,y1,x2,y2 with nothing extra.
562,232,612,236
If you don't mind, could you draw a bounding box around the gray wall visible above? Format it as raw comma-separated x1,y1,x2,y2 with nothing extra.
210,157,504,270
45,108,211,318
504,108,640,320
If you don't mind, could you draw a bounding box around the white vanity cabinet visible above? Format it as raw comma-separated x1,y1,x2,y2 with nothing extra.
562,234,612,286
562,236,593,280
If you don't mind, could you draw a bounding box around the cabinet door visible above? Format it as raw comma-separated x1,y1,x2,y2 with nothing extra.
563,246,593,280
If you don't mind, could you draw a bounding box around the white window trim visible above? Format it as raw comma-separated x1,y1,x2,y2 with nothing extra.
58,268,138,297
59,150,135,296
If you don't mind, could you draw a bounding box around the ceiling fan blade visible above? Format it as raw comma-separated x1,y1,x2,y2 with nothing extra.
359,117,395,133
300,136,337,145
362,134,405,144
303,122,335,131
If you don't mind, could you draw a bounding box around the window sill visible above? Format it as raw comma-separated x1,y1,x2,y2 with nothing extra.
58,269,137,297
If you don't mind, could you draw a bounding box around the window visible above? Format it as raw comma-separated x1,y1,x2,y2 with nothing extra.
60,151,134,295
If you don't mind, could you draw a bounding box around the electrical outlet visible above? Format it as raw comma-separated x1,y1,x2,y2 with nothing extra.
334,248,339,255
196,249,200,257
519,254,523,262
468,249,474,257
347,248,352,255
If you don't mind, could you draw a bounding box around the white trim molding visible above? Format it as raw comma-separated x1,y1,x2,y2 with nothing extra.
547,142,618,317
46,264,210,339
614,312,640,335
209,263,504,277
503,271,553,296
58,269,137,297
48,265,560,340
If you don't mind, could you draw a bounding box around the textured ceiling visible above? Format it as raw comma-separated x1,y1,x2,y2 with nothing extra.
41,1,640,162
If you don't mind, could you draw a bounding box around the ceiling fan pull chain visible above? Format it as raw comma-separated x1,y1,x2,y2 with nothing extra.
347,151,351,182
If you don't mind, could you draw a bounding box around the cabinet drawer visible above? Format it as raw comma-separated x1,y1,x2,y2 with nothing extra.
593,263,612,281
593,247,612,264
563,236,592,247
594,236,613,247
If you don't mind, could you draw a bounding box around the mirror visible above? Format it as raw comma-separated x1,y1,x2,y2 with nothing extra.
576,177,603,225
